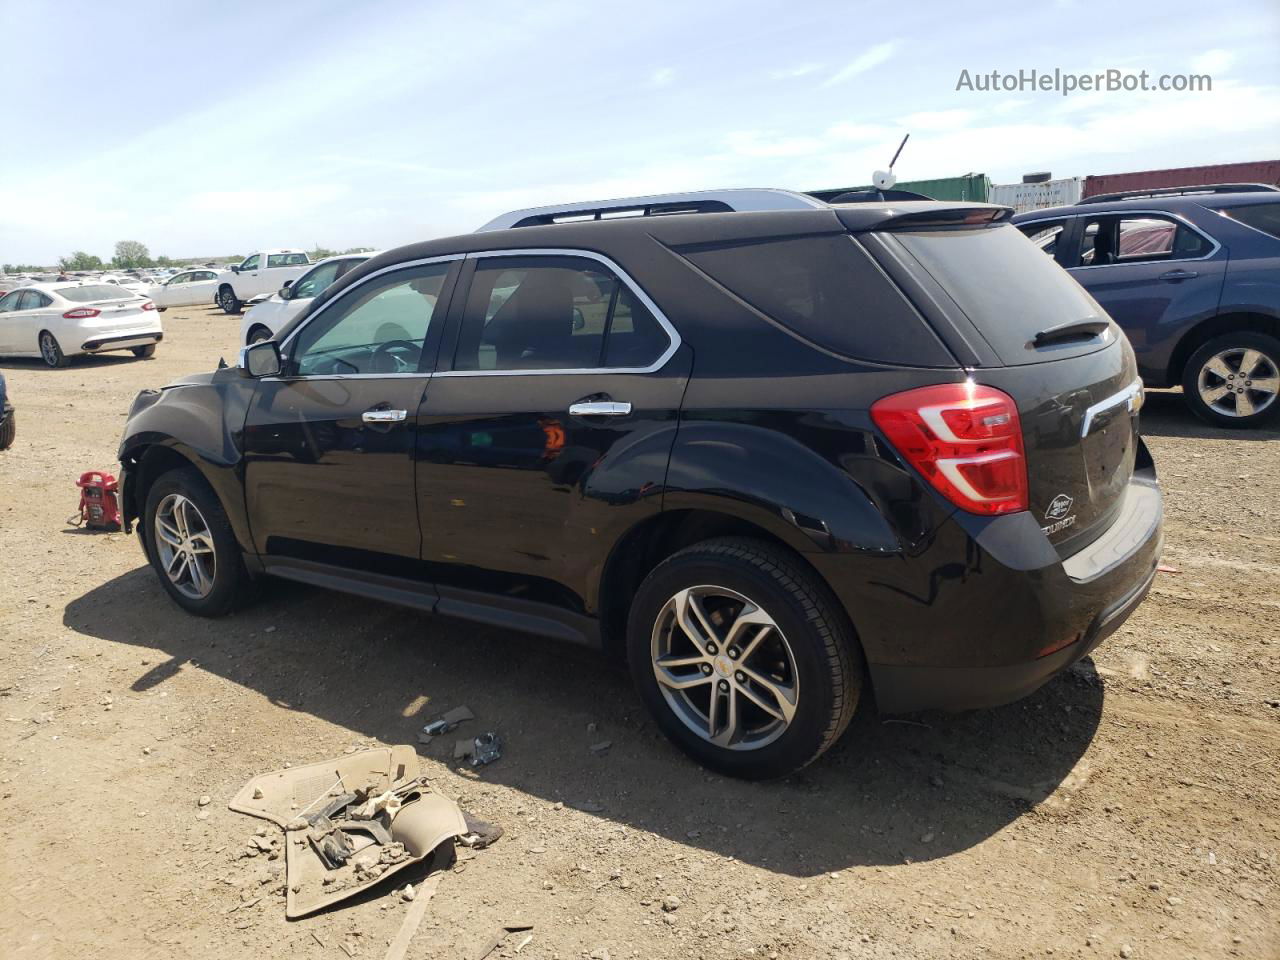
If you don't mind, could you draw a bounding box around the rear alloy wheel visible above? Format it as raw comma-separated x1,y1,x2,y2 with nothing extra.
627,537,861,779
218,286,242,315
132,344,156,359
144,467,251,616
1183,332,1280,428
39,330,69,368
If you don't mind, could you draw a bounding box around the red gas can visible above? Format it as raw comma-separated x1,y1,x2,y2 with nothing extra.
73,471,121,530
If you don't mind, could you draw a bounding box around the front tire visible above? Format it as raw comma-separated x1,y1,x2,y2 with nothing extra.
218,286,242,315
247,325,272,344
143,467,250,616
132,344,156,359
1182,332,1280,428
39,330,69,368
626,537,861,780
0,412,14,451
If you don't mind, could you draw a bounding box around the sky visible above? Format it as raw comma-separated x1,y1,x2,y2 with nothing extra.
1,0,1277,264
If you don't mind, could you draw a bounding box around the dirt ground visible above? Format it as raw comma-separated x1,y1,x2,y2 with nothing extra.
1,305,1277,960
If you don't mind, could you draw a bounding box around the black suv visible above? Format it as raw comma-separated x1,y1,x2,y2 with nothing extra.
119,189,1163,779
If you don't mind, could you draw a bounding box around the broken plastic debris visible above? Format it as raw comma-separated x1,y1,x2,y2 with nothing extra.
422,704,476,737
471,733,502,767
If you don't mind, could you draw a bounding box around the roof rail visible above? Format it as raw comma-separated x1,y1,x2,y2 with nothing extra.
475,188,829,232
1078,182,1280,204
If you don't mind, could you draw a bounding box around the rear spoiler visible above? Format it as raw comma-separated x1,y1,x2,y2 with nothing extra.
835,203,1015,232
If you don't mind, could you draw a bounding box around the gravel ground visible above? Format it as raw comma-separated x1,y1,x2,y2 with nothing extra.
1,306,1277,960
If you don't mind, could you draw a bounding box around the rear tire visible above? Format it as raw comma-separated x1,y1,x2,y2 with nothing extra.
38,330,69,368
1182,331,1280,428
132,344,156,359
218,286,242,315
626,537,861,780
0,412,14,451
143,466,251,616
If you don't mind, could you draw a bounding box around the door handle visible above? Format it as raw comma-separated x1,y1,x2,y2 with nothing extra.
362,408,407,423
568,401,632,417
1158,269,1198,281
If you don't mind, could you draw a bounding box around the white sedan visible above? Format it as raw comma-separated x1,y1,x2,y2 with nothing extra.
0,283,163,367
101,274,151,295
145,268,220,310
240,252,378,344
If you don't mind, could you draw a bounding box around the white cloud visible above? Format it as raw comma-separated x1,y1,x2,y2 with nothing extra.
903,109,975,131
769,63,823,80
821,41,898,88
1191,49,1235,74
726,131,826,158
649,67,675,87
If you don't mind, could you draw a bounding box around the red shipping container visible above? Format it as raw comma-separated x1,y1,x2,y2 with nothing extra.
1082,160,1280,198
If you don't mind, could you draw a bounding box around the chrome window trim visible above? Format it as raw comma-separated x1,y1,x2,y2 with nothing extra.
1015,209,1221,269
433,247,680,377
1080,380,1143,438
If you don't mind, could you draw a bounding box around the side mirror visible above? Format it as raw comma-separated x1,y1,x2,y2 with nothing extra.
572,306,585,331
239,340,281,378
230,265,240,273
279,284,294,300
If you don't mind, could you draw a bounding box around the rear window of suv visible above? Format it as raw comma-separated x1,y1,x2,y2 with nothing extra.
680,234,953,366
892,224,1108,365
1218,201,1280,240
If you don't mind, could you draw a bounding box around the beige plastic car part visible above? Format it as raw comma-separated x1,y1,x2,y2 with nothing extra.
229,745,466,918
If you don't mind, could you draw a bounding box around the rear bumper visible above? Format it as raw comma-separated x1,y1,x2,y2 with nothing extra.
82,331,164,352
870,558,1156,712
812,462,1163,714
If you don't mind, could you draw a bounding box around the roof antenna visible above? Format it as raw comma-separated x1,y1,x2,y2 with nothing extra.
872,133,910,197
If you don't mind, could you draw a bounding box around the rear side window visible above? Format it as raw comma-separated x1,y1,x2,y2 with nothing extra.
1219,201,1280,239
681,234,952,366
894,224,1106,365
268,253,309,267
454,256,668,371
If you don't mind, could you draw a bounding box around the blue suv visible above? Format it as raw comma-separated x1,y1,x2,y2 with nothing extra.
1013,184,1280,428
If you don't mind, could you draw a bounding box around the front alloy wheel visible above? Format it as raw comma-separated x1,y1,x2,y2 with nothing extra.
153,493,217,599
652,586,798,750
143,466,251,616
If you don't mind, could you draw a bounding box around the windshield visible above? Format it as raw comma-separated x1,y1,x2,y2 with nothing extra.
58,285,137,302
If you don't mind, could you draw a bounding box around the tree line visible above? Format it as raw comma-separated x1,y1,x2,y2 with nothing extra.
5,241,376,276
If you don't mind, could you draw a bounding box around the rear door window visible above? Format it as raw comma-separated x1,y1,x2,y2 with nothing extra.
1075,215,1210,266
454,256,669,371
681,234,953,366
892,223,1109,366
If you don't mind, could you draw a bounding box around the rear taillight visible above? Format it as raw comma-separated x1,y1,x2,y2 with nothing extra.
871,382,1028,515
142,301,157,311
62,308,101,319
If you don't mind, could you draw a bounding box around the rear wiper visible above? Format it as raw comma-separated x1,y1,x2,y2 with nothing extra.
1033,319,1110,347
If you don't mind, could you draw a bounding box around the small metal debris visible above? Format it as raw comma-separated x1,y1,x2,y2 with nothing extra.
470,733,502,767
423,705,475,737
589,740,612,754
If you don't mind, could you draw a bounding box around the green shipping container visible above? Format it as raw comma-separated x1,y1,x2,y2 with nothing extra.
808,174,991,203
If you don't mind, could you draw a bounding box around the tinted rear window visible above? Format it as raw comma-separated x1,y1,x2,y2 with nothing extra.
681,234,953,366
1218,201,1280,240
893,224,1106,365
57,284,136,301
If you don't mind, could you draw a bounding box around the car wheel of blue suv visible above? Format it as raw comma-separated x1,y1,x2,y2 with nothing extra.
626,537,862,780
1182,331,1280,428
